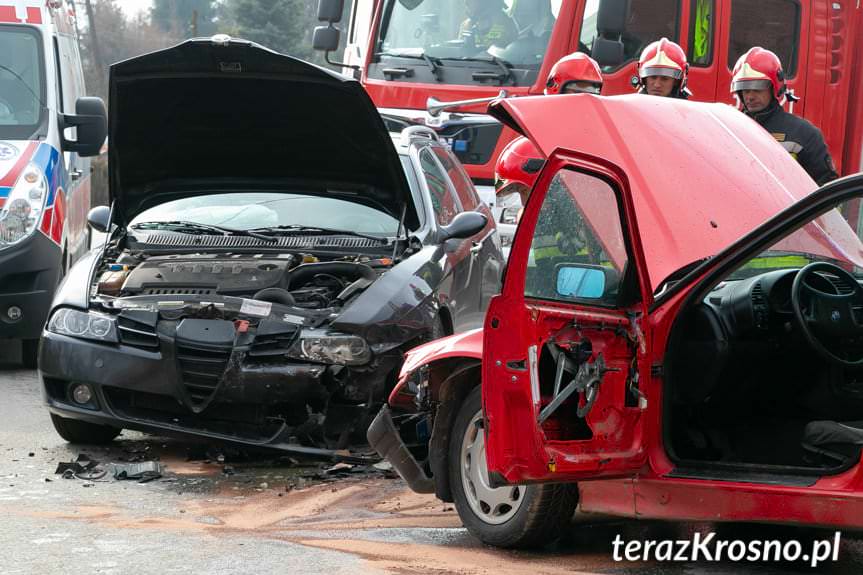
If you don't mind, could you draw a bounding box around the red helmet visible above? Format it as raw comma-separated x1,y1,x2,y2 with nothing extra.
494,137,544,200
545,52,603,95
731,47,787,101
638,38,688,94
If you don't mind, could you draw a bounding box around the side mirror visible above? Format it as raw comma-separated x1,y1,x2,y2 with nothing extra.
313,25,340,52
597,0,630,36
317,0,344,22
60,97,107,157
440,211,487,241
87,205,111,233
555,264,618,300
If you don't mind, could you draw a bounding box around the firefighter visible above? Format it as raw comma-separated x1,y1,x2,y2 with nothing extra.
545,52,604,95
495,136,544,205
636,38,689,98
732,47,838,185
459,0,517,51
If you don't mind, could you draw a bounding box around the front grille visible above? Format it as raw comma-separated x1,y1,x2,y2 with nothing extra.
176,343,231,406
249,331,299,357
117,317,159,350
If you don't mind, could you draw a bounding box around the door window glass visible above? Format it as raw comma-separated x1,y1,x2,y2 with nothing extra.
525,169,627,306
688,0,714,67
433,146,479,210
578,0,680,68
420,148,460,226
728,0,800,76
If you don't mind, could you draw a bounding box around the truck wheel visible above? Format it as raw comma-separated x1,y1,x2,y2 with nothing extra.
50,414,121,444
21,339,39,369
448,386,578,548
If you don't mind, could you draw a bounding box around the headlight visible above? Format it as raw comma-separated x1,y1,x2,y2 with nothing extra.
291,329,371,365
0,163,48,248
47,309,119,343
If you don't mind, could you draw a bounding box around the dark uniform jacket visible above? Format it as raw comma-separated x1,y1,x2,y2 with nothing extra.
746,100,839,186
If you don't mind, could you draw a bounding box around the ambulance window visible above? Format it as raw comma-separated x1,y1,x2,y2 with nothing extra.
579,0,680,68
525,169,628,307
0,25,45,135
727,0,800,76
688,0,714,67
420,148,460,226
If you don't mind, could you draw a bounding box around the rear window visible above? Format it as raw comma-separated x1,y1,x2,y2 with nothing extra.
727,0,800,76
579,0,680,69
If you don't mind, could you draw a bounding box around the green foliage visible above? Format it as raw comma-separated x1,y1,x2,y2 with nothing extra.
151,0,219,37
224,0,319,59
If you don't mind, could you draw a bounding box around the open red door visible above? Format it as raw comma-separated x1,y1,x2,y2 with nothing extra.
481,152,650,485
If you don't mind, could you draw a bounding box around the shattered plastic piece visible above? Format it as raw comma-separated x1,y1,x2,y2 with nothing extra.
108,461,163,482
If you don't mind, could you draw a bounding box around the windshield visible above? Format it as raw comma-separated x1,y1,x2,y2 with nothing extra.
376,0,560,84
131,193,401,236
726,199,863,281
0,25,46,140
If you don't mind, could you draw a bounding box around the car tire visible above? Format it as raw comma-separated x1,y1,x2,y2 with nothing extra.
50,413,121,444
448,386,578,549
21,339,39,369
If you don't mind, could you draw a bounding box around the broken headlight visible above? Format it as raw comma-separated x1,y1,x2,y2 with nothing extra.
0,163,48,248
48,308,119,343
291,329,371,365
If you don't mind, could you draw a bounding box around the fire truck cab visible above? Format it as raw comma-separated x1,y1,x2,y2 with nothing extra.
0,0,106,367
315,0,863,248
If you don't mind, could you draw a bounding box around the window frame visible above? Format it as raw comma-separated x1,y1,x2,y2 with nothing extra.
726,0,801,78
418,145,463,228
688,0,715,68
522,165,637,310
431,144,480,211
577,0,683,73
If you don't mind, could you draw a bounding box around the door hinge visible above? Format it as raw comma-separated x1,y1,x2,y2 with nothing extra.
650,363,664,378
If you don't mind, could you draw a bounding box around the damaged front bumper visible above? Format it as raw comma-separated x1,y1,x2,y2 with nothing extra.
39,310,394,463
367,405,434,493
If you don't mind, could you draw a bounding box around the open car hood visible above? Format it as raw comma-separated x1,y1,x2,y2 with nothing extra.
108,37,417,229
489,94,827,292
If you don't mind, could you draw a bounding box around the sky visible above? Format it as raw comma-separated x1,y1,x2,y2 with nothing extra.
114,0,153,18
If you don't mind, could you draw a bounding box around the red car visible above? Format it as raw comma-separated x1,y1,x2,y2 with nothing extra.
369,93,863,548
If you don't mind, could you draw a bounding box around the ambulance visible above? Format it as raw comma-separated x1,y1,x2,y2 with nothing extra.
0,0,106,367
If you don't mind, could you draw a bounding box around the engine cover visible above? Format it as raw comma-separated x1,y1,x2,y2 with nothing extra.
121,254,295,296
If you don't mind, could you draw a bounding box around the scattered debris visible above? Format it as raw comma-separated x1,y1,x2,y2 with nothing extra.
54,455,162,483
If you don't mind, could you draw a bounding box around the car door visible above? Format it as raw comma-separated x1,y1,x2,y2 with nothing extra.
417,145,481,331
432,145,502,320
482,152,650,486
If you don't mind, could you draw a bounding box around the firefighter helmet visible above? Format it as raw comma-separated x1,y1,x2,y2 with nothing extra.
494,136,544,199
545,52,604,95
637,38,688,94
731,47,787,102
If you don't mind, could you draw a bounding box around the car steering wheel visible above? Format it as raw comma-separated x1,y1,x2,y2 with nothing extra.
791,261,863,367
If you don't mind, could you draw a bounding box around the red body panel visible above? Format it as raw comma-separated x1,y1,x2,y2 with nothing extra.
491,94,825,293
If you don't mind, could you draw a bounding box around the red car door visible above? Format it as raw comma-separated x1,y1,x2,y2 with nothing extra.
482,152,651,486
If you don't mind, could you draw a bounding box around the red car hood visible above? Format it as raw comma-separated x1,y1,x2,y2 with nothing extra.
489,94,837,292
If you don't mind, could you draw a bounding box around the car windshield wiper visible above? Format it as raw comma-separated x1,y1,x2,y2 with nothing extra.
375,51,442,80
131,221,277,243
437,55,516,85
249,225,390,244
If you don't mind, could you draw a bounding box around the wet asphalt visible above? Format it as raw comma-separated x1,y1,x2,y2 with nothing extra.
3,341,863,574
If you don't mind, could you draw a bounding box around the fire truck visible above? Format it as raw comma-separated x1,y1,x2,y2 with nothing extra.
314,0,863,210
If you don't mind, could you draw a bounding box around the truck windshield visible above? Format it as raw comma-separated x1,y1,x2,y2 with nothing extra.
0,26,46,140
375,0,559,85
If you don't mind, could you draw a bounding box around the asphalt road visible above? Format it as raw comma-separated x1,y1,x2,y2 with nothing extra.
3,341,863,575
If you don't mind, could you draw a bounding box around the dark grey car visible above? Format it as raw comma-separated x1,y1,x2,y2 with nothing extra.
39,37,503,459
